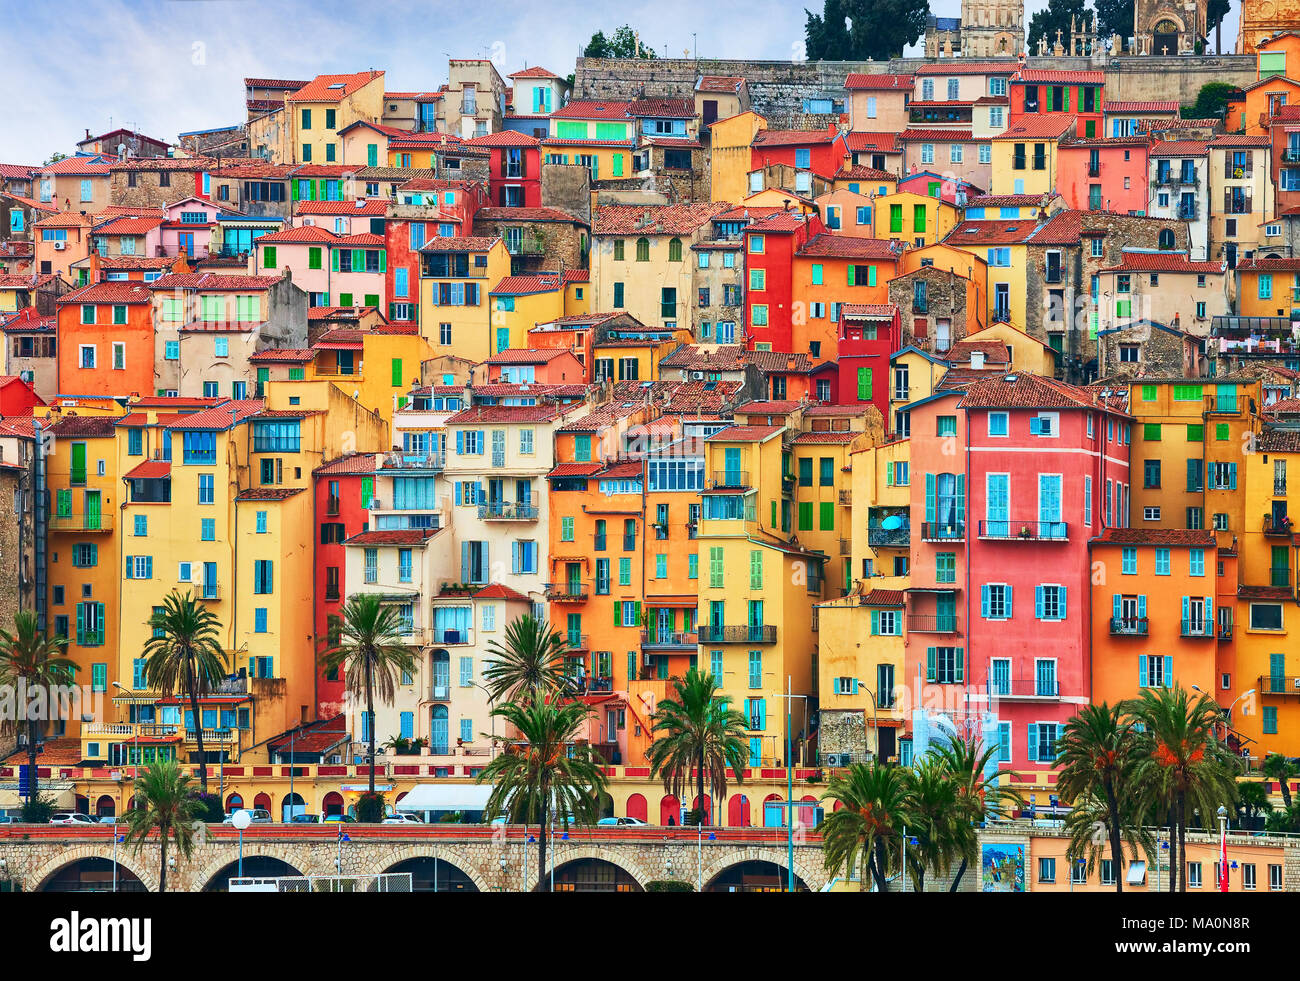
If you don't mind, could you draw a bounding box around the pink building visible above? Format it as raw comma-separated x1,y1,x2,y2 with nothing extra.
293,198,388,237
1056,136,1151,214
251,225,387,309
161,197,223,259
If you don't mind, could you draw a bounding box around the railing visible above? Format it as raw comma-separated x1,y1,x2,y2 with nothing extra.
1259,675,1300,697
1219,620,1233,640
381,450,444,471
430,628,472,645
1180,619,1214,638
429,684,452,701
1087,164,1101,177
184,728,238,745
49,513,112,532
920,521,965,541
1109,616,1149,636
697,624,777,644
621,535,636,551
478,501,539,521
978,520,1068,541
987,677,1061,699
1263,516,1294,537
313,366,359,377
639,630,699,649
1177,204,1198,221
544,584,588,602
867,523,910,547
198,585,221,601
491,452,506,468
1271,567,1292,588
83,722,181,738
709,470,750,490
564,634,590,651
1283,148,1300,163
907,614,958,633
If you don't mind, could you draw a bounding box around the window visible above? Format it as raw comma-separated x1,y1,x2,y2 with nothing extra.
1038,858,1056,883
982,584,1012,620
925,646,964,684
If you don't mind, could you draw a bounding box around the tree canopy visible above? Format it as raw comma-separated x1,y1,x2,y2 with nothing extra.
584,26,657,59
1092,0,1134,43
804,0,929,61
1027,0,1088,53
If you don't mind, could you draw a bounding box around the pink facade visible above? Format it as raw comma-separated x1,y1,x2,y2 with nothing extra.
1056,139,1151,214
160,197,222,259
251,227,387,308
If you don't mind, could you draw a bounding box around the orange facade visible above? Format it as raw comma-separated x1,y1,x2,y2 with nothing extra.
56,282,156,398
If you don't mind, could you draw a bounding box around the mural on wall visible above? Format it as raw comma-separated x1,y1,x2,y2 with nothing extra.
981,843,1025,892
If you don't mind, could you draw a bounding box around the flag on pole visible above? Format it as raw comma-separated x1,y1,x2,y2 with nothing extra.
1219,823,1229,892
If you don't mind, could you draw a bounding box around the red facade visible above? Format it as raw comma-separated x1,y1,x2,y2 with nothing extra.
750,125,847,179
466,132,543,208
741,212,822,352
835,304,902,415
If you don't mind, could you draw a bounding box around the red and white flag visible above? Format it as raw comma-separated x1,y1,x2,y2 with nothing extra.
1219,824,1229,892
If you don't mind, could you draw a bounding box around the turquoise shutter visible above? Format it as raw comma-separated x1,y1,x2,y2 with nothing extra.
1112,594,1120,620
1006,586,1013,618
331,249,339,272
1228,464,1237,489
378,250,386,272
980,585,990,617
456,430,464,455
1205,596,1213,625
1181,596,1189,626
1035,586,1043,619
870,609,879,635
1027,724,1039,762
926,647,936,682
954,648,964,683
461,542,469,581
96,603,105,645
1138,595,1147,620
1059,587,1067,618
956,474,965,525
1163,655,1173,687
1139,656,1149,687
925,473,935,523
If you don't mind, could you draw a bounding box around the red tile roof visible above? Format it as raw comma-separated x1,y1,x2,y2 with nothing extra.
958,372,1121,411
1101,252,1226,274
967,193,1051,208
789,430,858,444
344,527,438,546
946,218,1040,245
474,206,584,223
628,98,696,118
313,453,377,476
94,214,165,236
915,62,1017,75
841,302,899,319
834,165,897,182
990,116,1075,140
474,583,532,601
288,71,383,103
696,76,747,93
1209,134,1272,147
550,100,632,121
844,73,913,91
593,202,731,236
445,404,565,424
485,347,572,364
150,273,275,291
235,487,305,501
419,236,499,253
548,462,603,478
164,399,264,430
47,414,119,437
509,66,561,79
295,199,389,216
1014,69,1106,84
705,424,782,442
796,234,899,259
1237,257,1300,273
845,132,899,153
1093,527,1216,546
1106,100,1180,114
860,588,906,606
753,128,839,147
248,348,314,362
58,282,152,305
463,130,541,148
124,459,171,480
1148,140,1210,157
899,128,974,142
946,339,1011,363
254,224,341,245
489,273,563,295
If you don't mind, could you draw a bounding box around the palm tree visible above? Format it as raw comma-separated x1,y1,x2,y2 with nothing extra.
142,591,228,795
903,756,959,892
1262,753,1296,810
1062,789,1156,887
481,614,567,705
122,759,203,892
476,699,607,890
647,667,749,826
1056,703,1137,892
818,762,908,892
320,593,414,797
1124,685,1239,892
1237,781,1271,828
929,736,1022,891
0,611,77,807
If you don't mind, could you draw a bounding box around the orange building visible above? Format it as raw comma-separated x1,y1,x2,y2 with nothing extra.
790,234,899,363
1089,528,1234,711
55,282,155,397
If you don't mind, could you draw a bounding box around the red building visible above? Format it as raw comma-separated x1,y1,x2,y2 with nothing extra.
55,282,155,397
1056,136,1151,214
0,375,45,414
1009,69,1106,139
741,210,823,352
751,125,849,180
835,303,902,414
312,453,378,717
464,131,542,208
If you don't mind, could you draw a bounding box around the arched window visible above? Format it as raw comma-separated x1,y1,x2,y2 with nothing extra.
635,237,650,262
1158,229,1175,251
225,793,243,813
668,237,682,262
430,704,449,755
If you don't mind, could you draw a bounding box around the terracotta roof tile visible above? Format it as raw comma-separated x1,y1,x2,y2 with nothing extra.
58,282,152,305
288,71,383,103
844,73,913,91
550,100,632,121
958,372,1120,410
753,128,840,147
164,399,264,430
705,424,782,442
125,459,171,480
344,527,440,545
1093,527,1216,546
236,487,305,501
796,234,900,259
1106,100,1180,113
628,98,695,118
474,583,532,601
1101,252,1226,274
593,202,731,236
446,404,565,424
47,414,119,437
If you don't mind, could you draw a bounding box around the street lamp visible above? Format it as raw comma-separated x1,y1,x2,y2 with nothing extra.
232,808,252,879
1192,685,1256,744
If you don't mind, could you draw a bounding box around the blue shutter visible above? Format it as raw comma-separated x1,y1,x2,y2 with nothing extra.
980,584,990,617
400,712,414,739
1112,594,1121,620
1228,463,1237,490
461,542,470,581
1005,586,1013,618
1138,595,1147,620
926,646,936,682
1163,655,1173,687
1181,596,1189,625
925,473,935,523
456,430,464,455
1059,587,1067,619
955,474,965,525
1139,656,1149,687
955,648,964,683
1035,586,1044,619
1027,724,1039,762
870,609,880,635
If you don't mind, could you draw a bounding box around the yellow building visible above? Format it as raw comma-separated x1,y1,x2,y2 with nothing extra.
943,219,1034,331
988,117,1073,197
488,272,568,354
349,326,435,423
288,71,386,166
1236,258,1300,319
591,322,687,384
696,423,826,765
1208,135,1275,264
709,111,767,205
542,100,636,183
960,321,1057,377
871,191,960,247
418,236,511,364
590,203,731,331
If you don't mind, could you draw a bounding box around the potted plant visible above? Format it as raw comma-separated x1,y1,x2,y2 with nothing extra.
1019,525,1032,538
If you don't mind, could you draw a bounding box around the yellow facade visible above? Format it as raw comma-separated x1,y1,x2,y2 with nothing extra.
709,111,767,205
346,330,434,424
988,136,1061,196
419,239,512,364
871,192,959,247
591,230,706,331
490,285,566,355
961,322,1057,376
289,73,386,166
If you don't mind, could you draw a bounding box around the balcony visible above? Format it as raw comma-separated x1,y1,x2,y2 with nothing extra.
1109,616,1149,636
867,520,910,548
50,513,113,532
988,677,1061,700
1219,619,1233,641
907,614,958,633
1177,203,1198,221
544,584,589,602
430,683,452,701
697,624,777,644
839,538,852,556
1180,619,1214,638
381,450,444,471
183,728,239,747
478,501,539,521
1271,567,1292,588
920,521,965,542
708,470,750,490
978,519,1068,541
1087,164,1101,177
564,634,590,652
430,626,472,645
1260,675,1300,697
83,722,181,739
1263,515,1294,537
1283,148,1300,163
196,586,221,601
641,629,698,649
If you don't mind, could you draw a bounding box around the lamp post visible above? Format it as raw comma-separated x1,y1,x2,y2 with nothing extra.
336,827,350,875
1192,685,1256,744
697,826,715,891
773,677,809,893
232,807,251,879
1217,804,1229,892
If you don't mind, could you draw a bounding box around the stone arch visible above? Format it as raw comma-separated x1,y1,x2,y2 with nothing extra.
190,843,324,891
357,842,491,893
198,852,307,892
699,849,823,892
29,844,155,893
530,843,652,890
381,853,485,892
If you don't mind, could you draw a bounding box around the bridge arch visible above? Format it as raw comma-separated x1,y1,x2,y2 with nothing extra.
30,845,154,893
701,853,818,892
202,855,305,891
535,855,645,892
383,855,482,892
360,842,491,892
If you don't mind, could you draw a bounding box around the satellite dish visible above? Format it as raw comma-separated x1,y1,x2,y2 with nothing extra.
881,514,903,530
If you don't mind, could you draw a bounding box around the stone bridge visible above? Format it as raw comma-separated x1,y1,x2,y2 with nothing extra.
0,825,828,892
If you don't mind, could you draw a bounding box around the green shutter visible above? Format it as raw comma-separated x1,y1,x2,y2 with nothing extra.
391,358,403,387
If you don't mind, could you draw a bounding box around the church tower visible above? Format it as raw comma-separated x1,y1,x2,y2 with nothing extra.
1134,0,1207,55
959,0,1026,57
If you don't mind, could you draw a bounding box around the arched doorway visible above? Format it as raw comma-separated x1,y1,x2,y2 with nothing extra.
322,791,344,816
690,794,713,825
626,793,648,822
1153,19,1180,56
225,793,243,813
95,795,116,818
705,860,809,892
430,704,449,756
659,794,680,826
202,856,303,892
252,792,271,812
39,858,146,892
538,858,642,892
385,857,480,892
762,793,783,827
797,795,820,830
727,794,751,827
281,792,305,822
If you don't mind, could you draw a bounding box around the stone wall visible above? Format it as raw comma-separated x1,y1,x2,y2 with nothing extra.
818,708,868,761
471,215,588,273
540,163,592,223
890,267,970,351
1097,320,1188,379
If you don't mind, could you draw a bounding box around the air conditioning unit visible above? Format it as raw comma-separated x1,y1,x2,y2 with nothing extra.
52,241,66,251
691,370,705,380
110,770,123,782
302,218,314,226
825,753,851,767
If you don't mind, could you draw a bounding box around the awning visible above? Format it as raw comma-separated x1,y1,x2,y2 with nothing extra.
394,783,494,813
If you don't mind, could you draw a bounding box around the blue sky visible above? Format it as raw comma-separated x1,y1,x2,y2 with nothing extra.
1,0,1241,163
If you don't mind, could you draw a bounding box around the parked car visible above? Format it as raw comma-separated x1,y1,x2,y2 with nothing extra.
98,815,121,825
383,813,423,824
323,814,355,823
290,813,321,824
221,808,273,824
597,816,650,827
0,815,19,824
489,816,508,826
50,813,96,825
